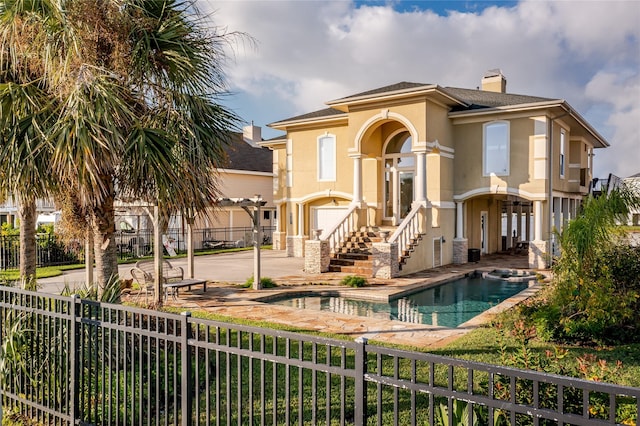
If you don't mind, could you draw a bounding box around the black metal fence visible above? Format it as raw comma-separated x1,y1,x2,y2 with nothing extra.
0,226,275,270
0,234,81,270
0,286,638,425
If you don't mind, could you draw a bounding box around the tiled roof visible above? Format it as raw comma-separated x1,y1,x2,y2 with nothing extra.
331,82,430,102
275,107,346,123
223,132,272,173
441,87,556,110
272,82,560,125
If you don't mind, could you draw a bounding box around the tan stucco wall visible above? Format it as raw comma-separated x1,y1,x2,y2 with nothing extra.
453,116,548,199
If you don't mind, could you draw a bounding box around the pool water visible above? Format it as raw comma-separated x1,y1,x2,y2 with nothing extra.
270,276,529,328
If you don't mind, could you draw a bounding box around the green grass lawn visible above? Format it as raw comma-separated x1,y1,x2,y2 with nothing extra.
0,266,63,281
162,306,640,389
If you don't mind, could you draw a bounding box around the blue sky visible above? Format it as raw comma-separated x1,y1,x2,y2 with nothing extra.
200,0,639,178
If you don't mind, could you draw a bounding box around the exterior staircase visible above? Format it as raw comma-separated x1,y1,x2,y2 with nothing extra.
328,228,378,275
328,227,425,275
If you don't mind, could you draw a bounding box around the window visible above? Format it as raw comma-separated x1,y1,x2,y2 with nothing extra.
317,134,336,181
483,121,509,176
559,129,566,178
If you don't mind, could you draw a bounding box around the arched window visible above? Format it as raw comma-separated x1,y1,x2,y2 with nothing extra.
483,121,510,176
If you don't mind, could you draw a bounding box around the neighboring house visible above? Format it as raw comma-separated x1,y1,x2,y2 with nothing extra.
115,125,275,248
260,70,608,277
624,173,640,226
0,198,57,228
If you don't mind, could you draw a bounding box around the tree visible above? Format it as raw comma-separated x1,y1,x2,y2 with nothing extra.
0,0,240,294
0,74,55,285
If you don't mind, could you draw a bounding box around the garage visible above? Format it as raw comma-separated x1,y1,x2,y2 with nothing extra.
311,207,349,238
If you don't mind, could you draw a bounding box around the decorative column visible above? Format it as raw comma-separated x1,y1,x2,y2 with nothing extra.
273,203,286,251
292,202,307,257
453,201,468,264
414,150,427,204
516,203,523,242
350,153,363,205
506,203,513,250
529,200,548,269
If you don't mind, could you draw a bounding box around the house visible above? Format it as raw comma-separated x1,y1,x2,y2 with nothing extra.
115,125,275,250
624,173,640,226
259,70,608,277
0,198,57,228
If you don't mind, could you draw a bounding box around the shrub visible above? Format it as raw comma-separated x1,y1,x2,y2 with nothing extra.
340,275,367,287
243,276,277,289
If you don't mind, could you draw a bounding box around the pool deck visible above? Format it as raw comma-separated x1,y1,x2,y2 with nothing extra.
159,253,544,349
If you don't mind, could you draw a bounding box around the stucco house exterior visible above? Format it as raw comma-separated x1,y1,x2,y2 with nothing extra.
259,70,608,277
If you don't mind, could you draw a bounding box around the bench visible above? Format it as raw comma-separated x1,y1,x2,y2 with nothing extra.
130,260,207,301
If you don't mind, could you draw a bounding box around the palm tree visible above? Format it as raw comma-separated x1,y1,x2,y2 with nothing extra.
0,0,240,295
0,77,55,285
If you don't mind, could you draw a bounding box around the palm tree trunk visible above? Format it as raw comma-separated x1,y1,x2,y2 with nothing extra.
18,195,37,287
90,192,119,296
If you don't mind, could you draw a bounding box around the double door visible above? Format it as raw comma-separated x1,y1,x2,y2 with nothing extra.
384,156,414,225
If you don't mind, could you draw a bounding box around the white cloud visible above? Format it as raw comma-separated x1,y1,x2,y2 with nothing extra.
200,0,640,177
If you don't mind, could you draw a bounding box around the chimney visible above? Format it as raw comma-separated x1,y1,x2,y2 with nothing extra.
481,69,507,93
243,122,262,147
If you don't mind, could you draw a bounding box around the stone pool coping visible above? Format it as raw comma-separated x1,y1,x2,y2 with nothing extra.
163,254,546,348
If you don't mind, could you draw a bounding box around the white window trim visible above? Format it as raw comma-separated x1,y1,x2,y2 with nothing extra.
317,133,336,182
559,129,566,179
482,121,510,177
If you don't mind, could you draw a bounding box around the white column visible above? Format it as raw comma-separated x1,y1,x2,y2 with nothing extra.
553,197,561,233
516,204,523,241
415,151,427,203
351,154,363,204
297,203,304,236
506,204,513,249
455,201,464,239
534,200,542,241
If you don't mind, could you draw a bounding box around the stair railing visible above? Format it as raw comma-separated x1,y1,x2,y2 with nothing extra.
389,204,425,261
321,204,359,255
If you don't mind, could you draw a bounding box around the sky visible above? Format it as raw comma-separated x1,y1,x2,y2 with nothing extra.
197,0,640,178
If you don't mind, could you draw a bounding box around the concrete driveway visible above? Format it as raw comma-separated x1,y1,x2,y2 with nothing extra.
38,250,305,294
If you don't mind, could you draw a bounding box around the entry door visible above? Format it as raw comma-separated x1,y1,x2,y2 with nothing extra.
384,159,414,224
480,211,488,254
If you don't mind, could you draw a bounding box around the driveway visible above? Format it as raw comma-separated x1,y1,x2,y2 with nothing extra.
38,250,305,294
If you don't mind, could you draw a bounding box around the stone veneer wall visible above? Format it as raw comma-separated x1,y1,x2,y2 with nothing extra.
304,240,330,273
452,238,468,264
372,242,399,279
529,240,548,269
272,231,286,251
292,235,308,257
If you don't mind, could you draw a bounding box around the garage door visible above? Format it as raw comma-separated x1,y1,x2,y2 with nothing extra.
312,207,349,238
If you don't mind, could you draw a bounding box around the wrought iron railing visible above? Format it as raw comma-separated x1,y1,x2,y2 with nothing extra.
1,286,638,425
321,204,358,255
389,203,425,261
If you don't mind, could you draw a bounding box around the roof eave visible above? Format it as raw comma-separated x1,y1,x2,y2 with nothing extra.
326,84,467,110
268,114,349,130
449,100,609,148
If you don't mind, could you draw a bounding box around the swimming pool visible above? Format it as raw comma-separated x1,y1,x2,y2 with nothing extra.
269,276,530,328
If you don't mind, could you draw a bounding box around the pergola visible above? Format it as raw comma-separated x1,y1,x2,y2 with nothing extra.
87,196,267,303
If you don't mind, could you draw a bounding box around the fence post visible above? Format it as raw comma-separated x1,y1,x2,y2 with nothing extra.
354,336,368,425
68,295,80,422
181,311,193,426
